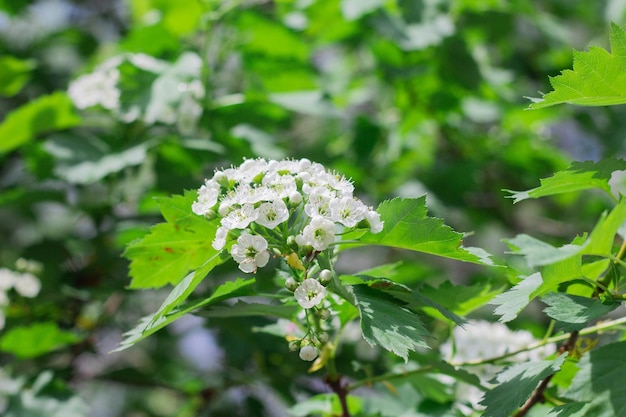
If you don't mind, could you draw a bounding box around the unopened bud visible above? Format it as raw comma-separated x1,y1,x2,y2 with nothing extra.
317,332,329,343
318,308,331,320
288,340,300,351
318,269,332,285
299,345,319,361
285,277,298,291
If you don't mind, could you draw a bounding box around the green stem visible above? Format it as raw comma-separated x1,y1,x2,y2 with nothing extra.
348,365,434,391
455,315,626,367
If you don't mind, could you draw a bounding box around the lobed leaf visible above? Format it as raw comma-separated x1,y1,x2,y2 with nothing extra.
351,284,431,361
491,272,543,323
113,277,256,352
562,341,626,417
480,355,568,417
541,292,620,332
358,197,494,265
528,23,626,108
123,191,222,288
505,158,626,203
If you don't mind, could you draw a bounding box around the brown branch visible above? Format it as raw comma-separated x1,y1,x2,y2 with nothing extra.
513,331,579,417
325,375,351,417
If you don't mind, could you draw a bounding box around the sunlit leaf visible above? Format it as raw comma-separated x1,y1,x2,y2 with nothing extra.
491,272,543,322
0,55,36,97
541,292,619,332
0,92,81,154
529,23,626,108
357,197,494,265
123,191,223,288
0,322,82,359
480,355,568,417
505,158,626,203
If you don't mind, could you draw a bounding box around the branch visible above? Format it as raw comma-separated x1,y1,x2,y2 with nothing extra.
512,331,579,417
325,375,351,417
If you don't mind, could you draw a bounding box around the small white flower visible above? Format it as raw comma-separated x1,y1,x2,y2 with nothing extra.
222,204,258,230
329,196,367,228
296,216,336,251
0,268,16,291
256,200,289,229
294,278,327,309
366,210,384,234
13,272,41,298
299,345,319,361
192,180,221,215
231,232,270,273
0,291,8,306
212,226,229,250
304,188,333,218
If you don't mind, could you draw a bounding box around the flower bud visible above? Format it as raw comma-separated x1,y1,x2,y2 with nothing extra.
317,332,329,343
299,345,319,361
285,277,298,291
318,308,331,320
318,269,332,285
288,340,300,351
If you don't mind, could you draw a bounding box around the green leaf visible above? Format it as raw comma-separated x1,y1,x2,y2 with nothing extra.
491,272,543,322
542,403,591,417
113,278,256,352
123,191,222,288
563,341,626,417
351,284,431,361
529,23,626,108
0,92,81,155
199,300,299,319
0,322,82,359
505,158,626,203
480,354,568,417
541,293,619,332
357,197,494,265
420,280,502,316
0,55,36,97
505,234,587,268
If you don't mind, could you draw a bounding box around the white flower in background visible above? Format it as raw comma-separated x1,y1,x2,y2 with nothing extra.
68,67,120,110
256,200,289,229
294,278,327,309
0,268,15,291
14,272,41,298
299,345,319,361
441,320,555,414
296,216,336,251
230,232,270,273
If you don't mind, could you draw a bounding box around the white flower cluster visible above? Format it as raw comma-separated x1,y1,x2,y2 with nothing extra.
193,158,384,362
68,52,205,134
192,157,383,276
0,265,42,330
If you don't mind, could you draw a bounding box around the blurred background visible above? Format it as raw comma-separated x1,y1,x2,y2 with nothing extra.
0,0,625,416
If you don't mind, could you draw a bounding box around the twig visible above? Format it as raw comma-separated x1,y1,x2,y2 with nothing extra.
325,375,351,417
512,331,579,417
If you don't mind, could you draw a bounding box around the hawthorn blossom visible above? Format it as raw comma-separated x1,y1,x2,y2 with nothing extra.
296,216,336,251
192,180,220,216
13,272,41,298
294,278,327,309
256,200,289,229
329,196,367,227
230,232,270,273
365,209,384,233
